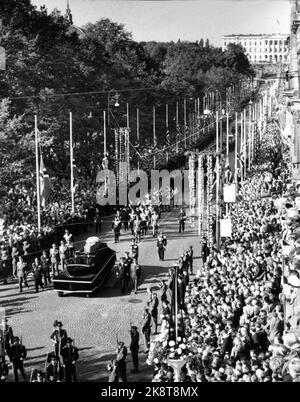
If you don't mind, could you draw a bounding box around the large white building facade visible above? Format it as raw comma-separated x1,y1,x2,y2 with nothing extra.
222,34,289,64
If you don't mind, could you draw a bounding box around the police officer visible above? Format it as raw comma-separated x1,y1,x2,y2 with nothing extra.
61,338,79,382
115,341,127,382
50,320,68,358
157,232,167,261
141,307,151,353
8,336,27,382
129,326,139,373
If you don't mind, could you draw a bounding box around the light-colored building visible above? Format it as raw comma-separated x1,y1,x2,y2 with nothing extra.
222,34,289,64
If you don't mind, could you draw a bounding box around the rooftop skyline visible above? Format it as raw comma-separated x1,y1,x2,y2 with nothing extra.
31,0,291,46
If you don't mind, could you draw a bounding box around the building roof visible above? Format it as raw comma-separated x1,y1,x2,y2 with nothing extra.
223,33,289,38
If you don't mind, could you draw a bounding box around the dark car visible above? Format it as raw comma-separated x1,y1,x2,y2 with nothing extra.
52,238,116,297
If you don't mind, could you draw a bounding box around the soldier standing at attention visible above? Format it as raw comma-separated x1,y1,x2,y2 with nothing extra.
32,257,44,293
115,341,127,382
129,326,139,373
157,232,167,261
50,320,68,358
61,338,79,382
149,293,159,334
141,307,151,353
8,337,27,382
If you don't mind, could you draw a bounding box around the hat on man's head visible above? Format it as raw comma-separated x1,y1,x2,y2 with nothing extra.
53,320,63,327
66,337,73,343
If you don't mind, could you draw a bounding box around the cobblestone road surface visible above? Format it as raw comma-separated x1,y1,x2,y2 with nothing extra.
0,208,201,382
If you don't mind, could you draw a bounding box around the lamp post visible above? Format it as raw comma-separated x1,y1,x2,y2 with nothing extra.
107,89,120,127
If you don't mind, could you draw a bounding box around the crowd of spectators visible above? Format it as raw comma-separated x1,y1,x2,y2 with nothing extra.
147,121,300,382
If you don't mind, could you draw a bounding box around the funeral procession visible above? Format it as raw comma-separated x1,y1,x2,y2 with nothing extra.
1,0,300,390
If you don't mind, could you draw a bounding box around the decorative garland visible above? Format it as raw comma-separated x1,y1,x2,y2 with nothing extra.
207,154,214,248
189,154,197,227
198,154,204,237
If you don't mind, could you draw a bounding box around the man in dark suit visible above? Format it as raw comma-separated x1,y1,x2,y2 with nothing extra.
129,327,139,373
8,337,27,382
200,237,210,266
61,338,79,382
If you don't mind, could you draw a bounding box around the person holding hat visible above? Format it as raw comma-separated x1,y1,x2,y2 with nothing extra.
8,336,27,382
61,338,79,382
129,326,139,373
50,320,68,358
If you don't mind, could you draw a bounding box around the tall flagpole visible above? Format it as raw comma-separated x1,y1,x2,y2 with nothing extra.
235,112,238,184
226,112,229,164
153,106,156,169
137,107,140,172
70,112,75,215
216,111,220,248
35,115,41,232
103,110,107,155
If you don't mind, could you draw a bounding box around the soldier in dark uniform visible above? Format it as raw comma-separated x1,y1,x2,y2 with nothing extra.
8,336,27,382
141,307,151,353
149,293,159,334
201,237,210,266
46,353,64,382
187,246,194,275
123,251,132,290
129,326,139,373
50,320,68,358
115,341,127,382
61,338,79,382
95,209,103,233
40,250,51,286
157,232,167,261
32,257,44,293
1,317,14,355
112,217,121,243
178,208,186,233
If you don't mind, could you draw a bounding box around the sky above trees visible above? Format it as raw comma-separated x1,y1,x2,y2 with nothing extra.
31,0,290,45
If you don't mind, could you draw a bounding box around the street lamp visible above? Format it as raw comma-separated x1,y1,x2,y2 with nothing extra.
107,89,120,126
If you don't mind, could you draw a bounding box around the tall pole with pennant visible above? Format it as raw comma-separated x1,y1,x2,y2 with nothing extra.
70,112,75,215
35,115,41,232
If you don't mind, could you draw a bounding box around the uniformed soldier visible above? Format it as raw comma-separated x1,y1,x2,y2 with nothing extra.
187,246,194,275
46,353,64,382
61,338,79,382
149,293,159,334
50,320,68,358
0,317,14,355
129,326,139,373
16,255,29,293
115,341,127,382
141,307,151,353
157,232,167,261
201,237,210,266
123,251,132,290
8,336,27,382
32,257,44,293
112,217,121,243
40,250,51,286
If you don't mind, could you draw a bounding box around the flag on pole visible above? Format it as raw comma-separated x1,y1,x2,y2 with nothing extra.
40,156,53,208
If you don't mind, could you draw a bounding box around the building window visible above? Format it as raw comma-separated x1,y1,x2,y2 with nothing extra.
270,40,273,45
275,40,278,45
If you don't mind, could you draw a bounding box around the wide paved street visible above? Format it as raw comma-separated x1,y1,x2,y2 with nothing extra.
0,208,201,382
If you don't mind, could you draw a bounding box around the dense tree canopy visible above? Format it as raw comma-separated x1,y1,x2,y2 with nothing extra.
0,0,255,186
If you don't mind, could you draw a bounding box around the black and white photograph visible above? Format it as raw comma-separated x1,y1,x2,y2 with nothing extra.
0,0,300,390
